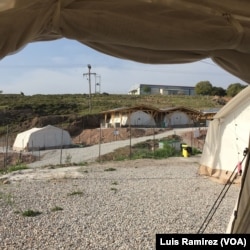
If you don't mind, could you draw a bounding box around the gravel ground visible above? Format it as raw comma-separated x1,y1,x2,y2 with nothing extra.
0,157,240,250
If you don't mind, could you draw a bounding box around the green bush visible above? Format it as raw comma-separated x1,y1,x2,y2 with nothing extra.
0,164,28,174
22,209,42,217
104,167,116,171
191,147,202,155
51,206,63,212
154,146,178,158
131,149,153,160
67,191,83,196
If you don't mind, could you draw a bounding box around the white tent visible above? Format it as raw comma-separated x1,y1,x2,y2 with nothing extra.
13,125,72,151
1,0,250,234
129,111,156,127
199,86,250,184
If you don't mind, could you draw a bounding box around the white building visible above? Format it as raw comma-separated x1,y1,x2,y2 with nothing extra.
129,84,195,96
101,105,158,128
101,105,202,128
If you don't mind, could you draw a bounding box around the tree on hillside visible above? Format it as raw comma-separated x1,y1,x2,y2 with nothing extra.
130,89,137,95
142,86,151,94
195,81,213,95
226,83,247,97
211,86,226,96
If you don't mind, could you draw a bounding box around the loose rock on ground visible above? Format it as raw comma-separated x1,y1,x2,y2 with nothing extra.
0,157,240,250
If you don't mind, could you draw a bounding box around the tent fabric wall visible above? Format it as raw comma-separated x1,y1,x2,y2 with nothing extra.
129,111,156,127
1,1,250,84
13,125,72,151
199,86,250,184
226,141,250,233
13,128,41,152
164,111,193,127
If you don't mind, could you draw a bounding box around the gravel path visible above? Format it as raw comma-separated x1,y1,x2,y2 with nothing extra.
0,157,240,250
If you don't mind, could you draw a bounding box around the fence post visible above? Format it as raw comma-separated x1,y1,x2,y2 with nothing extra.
99,123,102,162
4,125,9,169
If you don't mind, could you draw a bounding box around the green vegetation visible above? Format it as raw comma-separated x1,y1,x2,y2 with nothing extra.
67,191,83,196
226,83,247,97
65,153,72,164
195,81,213,95
142,86,151,94
211,86,226,96
0,164,28,174
153,144,178,159
0,93,224,114
110,187,118,193
51,206,63,212
77,162,88,166
192,147,202,155
104,167,116,171
195,81,246,96
130,141,179,160
22,209,42,217
99,138,201,162
0,93,225,135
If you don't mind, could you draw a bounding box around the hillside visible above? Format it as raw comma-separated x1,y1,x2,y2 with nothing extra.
0,93,227,138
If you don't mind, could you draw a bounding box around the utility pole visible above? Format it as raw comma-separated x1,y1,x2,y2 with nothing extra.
95,74,101,94
83,64,97,113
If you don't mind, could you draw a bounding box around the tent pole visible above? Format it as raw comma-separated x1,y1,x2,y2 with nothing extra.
60,128,63,165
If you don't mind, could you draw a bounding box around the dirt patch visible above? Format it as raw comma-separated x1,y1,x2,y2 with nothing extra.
1,157,201,183
72,127,207,149
0,152,37,171
72,127,171,146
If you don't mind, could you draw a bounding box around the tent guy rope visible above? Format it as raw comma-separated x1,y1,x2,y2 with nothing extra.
197,147,248,234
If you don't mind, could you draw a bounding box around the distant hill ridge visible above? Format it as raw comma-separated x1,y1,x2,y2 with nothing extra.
0,93,226,137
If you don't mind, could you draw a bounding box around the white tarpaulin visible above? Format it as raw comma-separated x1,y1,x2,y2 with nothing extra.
13,125,72,151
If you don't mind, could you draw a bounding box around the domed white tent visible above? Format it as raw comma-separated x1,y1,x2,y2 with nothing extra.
13,125,72,152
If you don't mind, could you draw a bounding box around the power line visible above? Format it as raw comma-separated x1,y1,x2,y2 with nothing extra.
83,65,101,112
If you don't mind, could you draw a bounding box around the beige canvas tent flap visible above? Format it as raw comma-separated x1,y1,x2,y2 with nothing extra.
1,0,250,83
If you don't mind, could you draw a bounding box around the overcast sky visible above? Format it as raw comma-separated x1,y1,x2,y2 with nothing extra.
0,38,247,95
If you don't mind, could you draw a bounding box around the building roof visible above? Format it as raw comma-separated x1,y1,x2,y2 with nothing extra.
159,106,201,114
201,108,221,114
101,105,160,114
101,105,202,115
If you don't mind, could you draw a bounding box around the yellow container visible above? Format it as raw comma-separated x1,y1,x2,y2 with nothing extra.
182,145,189,158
